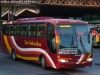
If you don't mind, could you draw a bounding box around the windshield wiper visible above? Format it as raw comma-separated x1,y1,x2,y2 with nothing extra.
80,35,87,53
71,35,77,48
71,35,74,47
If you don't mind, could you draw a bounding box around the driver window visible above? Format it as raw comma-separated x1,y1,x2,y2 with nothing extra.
46,23,54,39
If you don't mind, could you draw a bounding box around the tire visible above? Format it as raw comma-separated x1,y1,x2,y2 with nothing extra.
12,50,17,61
41,56,47,70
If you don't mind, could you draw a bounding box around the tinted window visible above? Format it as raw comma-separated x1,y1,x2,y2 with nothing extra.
37,23,45,37
46,23,54,39
21,25,29,36
29,23,37,37
9,25,14,35
2,25,9,35
14,25,21,35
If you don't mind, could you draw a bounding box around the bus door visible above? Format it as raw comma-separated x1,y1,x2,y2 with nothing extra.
46,23,56,54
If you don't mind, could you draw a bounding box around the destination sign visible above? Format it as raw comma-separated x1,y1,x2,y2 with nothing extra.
60,25,71,28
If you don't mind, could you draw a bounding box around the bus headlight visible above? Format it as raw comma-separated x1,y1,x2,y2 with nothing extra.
86,58,93,62
59,59,68,62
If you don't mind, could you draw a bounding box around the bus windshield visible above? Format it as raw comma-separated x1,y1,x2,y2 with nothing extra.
56,24,92,54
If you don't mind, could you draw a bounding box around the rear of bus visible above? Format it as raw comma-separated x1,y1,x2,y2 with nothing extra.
54,20,93,69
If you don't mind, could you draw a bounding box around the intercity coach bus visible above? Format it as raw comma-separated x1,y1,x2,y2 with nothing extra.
1,17,93,69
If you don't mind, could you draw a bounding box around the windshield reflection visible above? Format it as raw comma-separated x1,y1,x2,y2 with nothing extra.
56,24,92,54
76,25,92,54
56,25,77,48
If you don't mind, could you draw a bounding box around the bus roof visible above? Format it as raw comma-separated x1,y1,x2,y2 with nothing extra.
3,17,87,25
17,17,54,21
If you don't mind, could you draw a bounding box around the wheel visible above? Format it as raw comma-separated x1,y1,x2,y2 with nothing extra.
12,50,17,61
41,56,47,69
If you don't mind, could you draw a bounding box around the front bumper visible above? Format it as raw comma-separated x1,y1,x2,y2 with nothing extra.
56,61,92,69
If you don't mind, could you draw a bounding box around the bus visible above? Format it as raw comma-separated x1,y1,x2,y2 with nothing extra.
88,20,100,47
1,17,93,69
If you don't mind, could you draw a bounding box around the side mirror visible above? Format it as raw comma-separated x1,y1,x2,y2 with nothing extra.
88,34,90,44
90,29,92,33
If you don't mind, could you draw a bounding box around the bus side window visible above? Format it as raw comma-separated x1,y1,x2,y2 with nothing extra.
9,25,14,35
37,23,45,37
6,25,9,35
2,25,9,35
21,25,28,36
29,24,37,37
15,25,21,36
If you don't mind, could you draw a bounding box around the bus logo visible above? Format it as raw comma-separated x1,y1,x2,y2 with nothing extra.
24,40,41,47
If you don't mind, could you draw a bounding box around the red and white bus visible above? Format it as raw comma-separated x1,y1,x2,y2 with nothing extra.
1,17,93,69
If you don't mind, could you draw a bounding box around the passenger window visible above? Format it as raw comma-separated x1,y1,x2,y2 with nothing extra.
37,23,45,37
2,25,9,35
9,25,14,35
29,24,37,37
14,25,21,35
5,25,9,35
21,25,28,36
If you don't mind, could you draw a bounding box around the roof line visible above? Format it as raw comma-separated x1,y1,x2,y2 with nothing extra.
15,8,38,16
1,11,12,17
